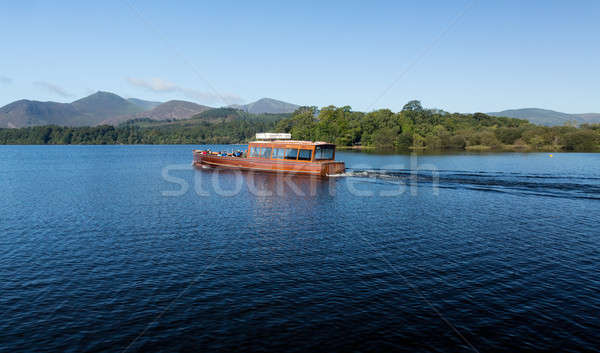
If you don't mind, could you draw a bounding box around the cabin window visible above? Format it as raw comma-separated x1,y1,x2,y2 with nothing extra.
284,148,298,160
298,149,312,161
261,147,272,159
249,146,260,157
272,148,285,159
315,146,334,160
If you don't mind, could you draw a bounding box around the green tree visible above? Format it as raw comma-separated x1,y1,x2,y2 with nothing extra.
402,100,423,112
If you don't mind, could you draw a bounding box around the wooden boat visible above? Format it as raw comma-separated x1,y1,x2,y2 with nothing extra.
193,133,345,176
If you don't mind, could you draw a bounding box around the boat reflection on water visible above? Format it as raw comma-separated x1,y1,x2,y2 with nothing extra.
192,165,340,198
192,167,340,234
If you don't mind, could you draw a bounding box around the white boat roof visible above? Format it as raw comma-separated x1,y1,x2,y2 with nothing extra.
256,132,291,140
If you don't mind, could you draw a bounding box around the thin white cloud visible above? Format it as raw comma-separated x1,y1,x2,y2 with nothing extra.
0,75,12,85
126,77,243,105
127,77,177,92
33,81,73,98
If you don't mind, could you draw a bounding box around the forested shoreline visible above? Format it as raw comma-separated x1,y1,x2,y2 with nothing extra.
1,101,599,152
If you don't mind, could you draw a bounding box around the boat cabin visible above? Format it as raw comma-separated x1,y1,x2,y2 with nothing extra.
247,140,336,162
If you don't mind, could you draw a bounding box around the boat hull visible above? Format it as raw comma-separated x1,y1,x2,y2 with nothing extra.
193,152,345,176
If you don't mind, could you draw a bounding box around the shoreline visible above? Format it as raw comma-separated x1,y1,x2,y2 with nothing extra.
1,143,598,153
336,144,598,153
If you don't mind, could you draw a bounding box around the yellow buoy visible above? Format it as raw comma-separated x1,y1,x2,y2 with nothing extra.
549,154,553,158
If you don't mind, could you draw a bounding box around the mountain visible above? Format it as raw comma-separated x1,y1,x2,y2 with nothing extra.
577,113,600,124
0,100,88,128
70,91,144,124
122,107,291,130
0,91,149,128
101,100,212,125
230,98,299,114
127,98,162,110
191,107,247,121
488,108,600,126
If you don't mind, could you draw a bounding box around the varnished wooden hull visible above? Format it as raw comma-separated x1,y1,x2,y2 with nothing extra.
193,152,345,176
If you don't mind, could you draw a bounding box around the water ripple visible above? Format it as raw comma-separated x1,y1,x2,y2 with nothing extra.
1,146,599,352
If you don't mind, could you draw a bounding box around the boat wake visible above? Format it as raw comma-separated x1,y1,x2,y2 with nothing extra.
341,168,600,200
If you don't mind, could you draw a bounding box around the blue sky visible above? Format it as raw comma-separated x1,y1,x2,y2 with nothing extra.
1,0,598,113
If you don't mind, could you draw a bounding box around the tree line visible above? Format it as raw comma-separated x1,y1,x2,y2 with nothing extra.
276,101,600,152
0,116,280,145
1,101,599,151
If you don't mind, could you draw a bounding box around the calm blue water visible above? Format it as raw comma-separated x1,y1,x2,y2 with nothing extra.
1,145,599,352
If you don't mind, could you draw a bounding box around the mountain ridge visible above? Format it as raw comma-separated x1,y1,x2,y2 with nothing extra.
0,99,88,128
2,92,598,128
488,108,600,126
0,91,147,127
229,98,300,114
101,100,213,125
0,94,301,128
127,98,162,110
71,91,143,124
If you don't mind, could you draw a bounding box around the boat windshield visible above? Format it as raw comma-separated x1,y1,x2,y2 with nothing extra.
315,146,334,160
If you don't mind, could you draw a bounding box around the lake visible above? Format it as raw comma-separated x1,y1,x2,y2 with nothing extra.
1,145,599,352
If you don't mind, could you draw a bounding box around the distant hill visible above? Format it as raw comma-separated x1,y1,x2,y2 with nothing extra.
3,91,598,129
192,107,245,120
190,107,292,123
488,108,600,126
127,98,162,110
0,100,88,128
230,98,299,114
71,91,143,124
117,107,292,129
102,100,212,125
577,113,600,124
0,91,148,127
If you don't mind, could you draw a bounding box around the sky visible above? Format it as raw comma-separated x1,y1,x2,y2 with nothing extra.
1,0,599,113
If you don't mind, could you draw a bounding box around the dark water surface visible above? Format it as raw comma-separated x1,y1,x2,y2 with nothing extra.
1,145,599,352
